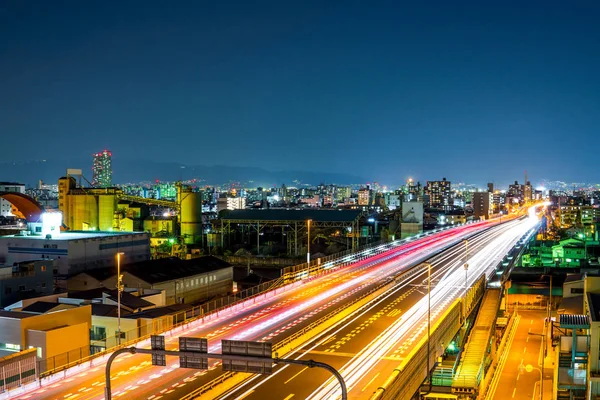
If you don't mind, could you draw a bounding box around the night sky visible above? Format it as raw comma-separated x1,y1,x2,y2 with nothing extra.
1,1,599,185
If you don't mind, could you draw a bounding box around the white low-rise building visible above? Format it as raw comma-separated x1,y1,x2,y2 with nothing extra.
0,231,150,276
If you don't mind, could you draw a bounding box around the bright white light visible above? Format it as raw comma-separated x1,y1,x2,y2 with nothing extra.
42,212,62,227
163,212,170,217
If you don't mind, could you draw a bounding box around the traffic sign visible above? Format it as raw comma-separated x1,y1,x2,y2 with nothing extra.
179,337,208,369
150,335,166,366
221,340,273,374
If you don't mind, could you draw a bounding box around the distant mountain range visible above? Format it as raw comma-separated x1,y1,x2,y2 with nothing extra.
0,159,367,187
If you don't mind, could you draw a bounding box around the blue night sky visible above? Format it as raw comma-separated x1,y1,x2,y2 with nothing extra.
1,1,599,185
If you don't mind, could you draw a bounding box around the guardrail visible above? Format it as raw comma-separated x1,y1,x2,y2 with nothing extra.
37,224,461,379
180,263,432,400
38,221,491,388
371,274,487,400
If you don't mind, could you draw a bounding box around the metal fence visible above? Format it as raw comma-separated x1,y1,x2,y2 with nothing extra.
38,234,415,378
37,225,463,379
0,348,37,393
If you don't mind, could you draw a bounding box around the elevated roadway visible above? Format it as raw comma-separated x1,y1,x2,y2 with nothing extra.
211,217,539,400
10,217,532,400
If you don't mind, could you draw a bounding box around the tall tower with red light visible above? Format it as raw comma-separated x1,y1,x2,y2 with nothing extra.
92,149,113,187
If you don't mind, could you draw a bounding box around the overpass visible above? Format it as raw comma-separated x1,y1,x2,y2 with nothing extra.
6,215,538,400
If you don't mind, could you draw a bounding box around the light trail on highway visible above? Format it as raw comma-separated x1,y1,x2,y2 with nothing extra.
307,216,538,399
12,219,504,400
224,214,539,400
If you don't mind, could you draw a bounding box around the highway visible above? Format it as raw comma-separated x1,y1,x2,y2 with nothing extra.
14,219,505,400
223,216,539,400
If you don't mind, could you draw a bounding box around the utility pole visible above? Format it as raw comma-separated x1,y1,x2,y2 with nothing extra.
463,239,469,319
307,219,312,265
116,252,125,345
424,262,432,390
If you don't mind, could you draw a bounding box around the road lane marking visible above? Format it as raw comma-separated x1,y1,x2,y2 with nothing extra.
523,347,527,353
361,373,380,392
285,367,308,384
237,390,255,400
283,395,295,400
512,387,516,397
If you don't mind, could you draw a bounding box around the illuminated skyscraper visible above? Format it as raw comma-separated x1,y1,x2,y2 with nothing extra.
92,149,112,187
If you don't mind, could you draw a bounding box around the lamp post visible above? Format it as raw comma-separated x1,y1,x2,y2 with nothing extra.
519,362,543,400
116,252,125,345
423,262,433,389
542,274,553,335
307,219,312,265
463,240,469,319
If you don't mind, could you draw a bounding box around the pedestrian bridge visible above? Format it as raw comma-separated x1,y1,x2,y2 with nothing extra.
451,288,502,395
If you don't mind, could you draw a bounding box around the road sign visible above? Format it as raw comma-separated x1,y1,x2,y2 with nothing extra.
221,340,273,374
151,335,166,366
179,337,208,370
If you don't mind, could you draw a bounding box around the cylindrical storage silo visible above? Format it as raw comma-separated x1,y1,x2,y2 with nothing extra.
180,190,202,244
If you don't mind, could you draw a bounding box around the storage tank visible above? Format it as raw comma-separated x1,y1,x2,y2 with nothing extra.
98,194,117,231
179,188,202,244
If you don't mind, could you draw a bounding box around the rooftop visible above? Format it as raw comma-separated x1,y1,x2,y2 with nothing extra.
559,314,590,328
222,209,362,223
69,288,154,310
125,303,192,319
565,273,586,283
21,301,66,314
91,303,125,317
123,256,231,284
0,310,38,319
1,231,149,241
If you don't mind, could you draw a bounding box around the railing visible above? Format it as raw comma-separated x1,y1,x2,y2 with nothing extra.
180,262,430,400
37,227,429,377
372,274,487,400
36,222,475,379
217,255,302,267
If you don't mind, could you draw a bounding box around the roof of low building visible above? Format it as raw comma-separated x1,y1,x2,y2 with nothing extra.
560,295,584,315
565,273,586,283
21,301,64,314
77,268,117,282
0,310,38,319
123,256,231,284
125,303,192,319
221,209,362,223
559,313,590,327
91,303,129,317
106,291,154,309
68,288,154,309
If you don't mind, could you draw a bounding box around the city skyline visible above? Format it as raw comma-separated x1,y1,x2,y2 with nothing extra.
1,1,599,183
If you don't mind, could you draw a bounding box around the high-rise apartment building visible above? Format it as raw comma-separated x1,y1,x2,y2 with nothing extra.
92,150,112,187
358,187,372,206
473,191,493,220
425,177,451,209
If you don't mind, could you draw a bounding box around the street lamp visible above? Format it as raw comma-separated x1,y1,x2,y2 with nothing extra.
542,274,553,335
463,240,469,317
423,262,433,389
116,252,125,345
519,362,543,400
307,219,312,265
